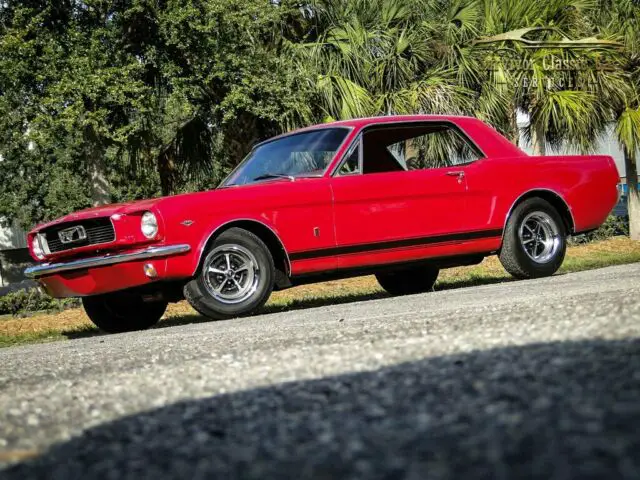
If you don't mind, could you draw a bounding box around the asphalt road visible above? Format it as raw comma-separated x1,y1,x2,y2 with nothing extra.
1,264,640,479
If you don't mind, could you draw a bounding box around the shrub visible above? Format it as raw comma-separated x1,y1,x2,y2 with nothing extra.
570,215,629,245
0,288,80,316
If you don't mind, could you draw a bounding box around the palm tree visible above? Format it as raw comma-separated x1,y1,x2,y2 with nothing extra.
298,0,621,151
467,0,631,156
615,100,640,240
295,0,476,120
597,0,640,239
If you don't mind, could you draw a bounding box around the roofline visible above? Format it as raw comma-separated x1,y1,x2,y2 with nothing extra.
313,114,480,127
255,115,481,147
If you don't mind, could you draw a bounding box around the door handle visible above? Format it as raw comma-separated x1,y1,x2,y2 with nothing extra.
446,170,465,184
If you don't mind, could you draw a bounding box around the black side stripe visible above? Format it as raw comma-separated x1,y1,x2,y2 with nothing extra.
289,228,503,261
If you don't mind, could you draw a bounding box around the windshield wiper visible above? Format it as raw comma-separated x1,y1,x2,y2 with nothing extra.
251,173,295,182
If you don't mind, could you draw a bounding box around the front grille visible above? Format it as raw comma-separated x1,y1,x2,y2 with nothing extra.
42,218,115,253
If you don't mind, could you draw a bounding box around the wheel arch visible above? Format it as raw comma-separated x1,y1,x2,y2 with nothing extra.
194,219,291,281
504,189,575,237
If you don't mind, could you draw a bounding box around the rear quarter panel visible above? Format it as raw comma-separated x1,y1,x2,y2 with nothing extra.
468,154,619,234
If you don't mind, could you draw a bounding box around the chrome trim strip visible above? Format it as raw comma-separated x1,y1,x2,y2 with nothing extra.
24,244,191,279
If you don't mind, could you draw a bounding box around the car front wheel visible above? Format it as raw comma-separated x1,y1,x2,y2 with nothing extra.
499,197,567,279
184,228,275,320
82,292,167,333
376,266,439,295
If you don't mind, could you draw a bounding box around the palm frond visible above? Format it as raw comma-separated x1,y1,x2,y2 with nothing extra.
530,89,602,152
615,106,640,155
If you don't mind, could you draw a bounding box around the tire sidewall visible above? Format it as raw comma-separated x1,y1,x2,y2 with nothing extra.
376,266,439,295
507,198,567,277
190,229,274,317
82,293,167,333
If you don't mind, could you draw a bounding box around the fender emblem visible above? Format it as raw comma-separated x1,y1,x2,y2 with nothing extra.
181,220,194,226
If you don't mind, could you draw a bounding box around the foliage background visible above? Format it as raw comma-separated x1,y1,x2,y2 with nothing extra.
0,0,639,235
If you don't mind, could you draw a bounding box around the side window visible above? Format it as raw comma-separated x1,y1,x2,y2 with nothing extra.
362,123,482,174
337,141,361,175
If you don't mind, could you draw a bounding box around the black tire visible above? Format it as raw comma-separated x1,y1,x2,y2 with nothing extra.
376,266,439,295
499,197,567,279
82,292,167,333
184,228,275,320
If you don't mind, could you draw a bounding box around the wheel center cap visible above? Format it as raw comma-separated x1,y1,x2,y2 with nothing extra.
226,270,234,278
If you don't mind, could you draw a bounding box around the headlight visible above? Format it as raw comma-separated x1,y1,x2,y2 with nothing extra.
141,211,159,239
32,235,45,260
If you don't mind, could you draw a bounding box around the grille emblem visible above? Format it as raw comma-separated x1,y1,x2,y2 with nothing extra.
58,226,87,244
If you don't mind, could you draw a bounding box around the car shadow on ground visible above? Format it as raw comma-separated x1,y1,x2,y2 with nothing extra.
151,275,520,331
62,275,518,339
156,291,393,330
62,292,394,339
5,338,640,479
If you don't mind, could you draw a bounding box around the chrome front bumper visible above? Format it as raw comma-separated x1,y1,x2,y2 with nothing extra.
24,244,191,279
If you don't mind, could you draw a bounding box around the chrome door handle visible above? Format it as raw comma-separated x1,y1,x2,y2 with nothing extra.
446,170,465,184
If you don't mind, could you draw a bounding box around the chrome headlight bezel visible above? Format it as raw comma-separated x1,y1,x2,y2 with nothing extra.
140,211,159,239
31,235,45,260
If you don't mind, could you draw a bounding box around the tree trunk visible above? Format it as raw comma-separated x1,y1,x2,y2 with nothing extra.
531,121,546,156
624,146,640,241
510,107,519,146
157,152,175,197
85,129,111,206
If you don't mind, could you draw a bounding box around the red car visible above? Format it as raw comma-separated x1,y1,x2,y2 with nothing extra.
25,115,619,333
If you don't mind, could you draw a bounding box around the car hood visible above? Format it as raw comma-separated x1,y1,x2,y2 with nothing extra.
30,178,296,234
32,198,163,232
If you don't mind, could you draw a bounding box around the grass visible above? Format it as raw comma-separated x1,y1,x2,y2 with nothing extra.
1,236,639,348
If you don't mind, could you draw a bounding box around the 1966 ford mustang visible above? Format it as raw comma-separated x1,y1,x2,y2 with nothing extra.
25,115,619,333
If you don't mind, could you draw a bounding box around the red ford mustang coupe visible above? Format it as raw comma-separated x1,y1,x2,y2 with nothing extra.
26,115,619,333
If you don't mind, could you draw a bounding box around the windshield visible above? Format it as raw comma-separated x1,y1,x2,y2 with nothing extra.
222,128,349,187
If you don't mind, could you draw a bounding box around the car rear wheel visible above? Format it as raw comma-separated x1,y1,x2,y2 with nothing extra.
376,266,439,295
82,292,167,333
184,228,275,320
499,197,567,279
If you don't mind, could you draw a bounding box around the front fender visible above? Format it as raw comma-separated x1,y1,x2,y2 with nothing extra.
163,214,288,279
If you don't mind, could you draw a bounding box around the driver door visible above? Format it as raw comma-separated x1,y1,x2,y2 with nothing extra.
330,122,480,268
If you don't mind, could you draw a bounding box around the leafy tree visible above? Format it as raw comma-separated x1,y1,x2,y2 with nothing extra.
0,0,312,227
0,0,156,222
148,0,314,194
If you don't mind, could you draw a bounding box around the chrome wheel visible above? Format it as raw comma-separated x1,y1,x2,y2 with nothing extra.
202,244,260,304
518,211,561,264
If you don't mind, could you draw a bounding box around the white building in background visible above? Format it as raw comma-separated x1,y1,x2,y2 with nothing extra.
0,219,29,288
0,220,27,251
516,111,627,177
516,111,633,217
